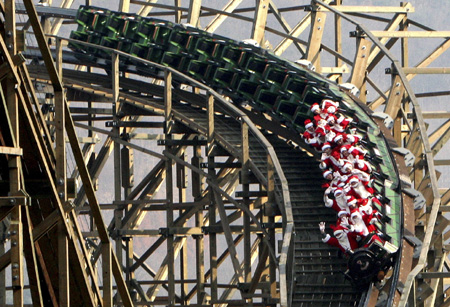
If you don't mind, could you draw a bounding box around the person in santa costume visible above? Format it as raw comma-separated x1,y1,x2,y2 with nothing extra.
339,162,371,183
319,221,359,255
321,99,340,114
353,157,373,173
322,170,344,195
333,133,362,147
311,103,328,126
346,175,374,199
340,144,367,161
321,142,343,170
302,119,317,145
349,207,377,238
336,113,353,130
324,188,352,213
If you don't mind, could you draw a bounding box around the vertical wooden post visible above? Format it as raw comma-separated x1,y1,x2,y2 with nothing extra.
11,207,23,307
187,0,202,27
241,122,251,287
0,241,5,306
252,0,269,46
384,72,405,145
55,31,69,307
119,0,130,12
266,155,277,298
177,153,188,303
334,0,342,84
164,70,175,306
350,34,371,103
306,6,326,72
5,1,23,305
207,94,218,305
112,52,121,303
58,220,69,306
192,143,205,303
102,243,113,306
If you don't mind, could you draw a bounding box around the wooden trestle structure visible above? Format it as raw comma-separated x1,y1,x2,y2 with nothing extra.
0,0,449,306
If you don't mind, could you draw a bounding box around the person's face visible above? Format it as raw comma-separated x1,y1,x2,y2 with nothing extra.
342,150,349,157
351,181,358,188
326,174,333,180
324,147,331,154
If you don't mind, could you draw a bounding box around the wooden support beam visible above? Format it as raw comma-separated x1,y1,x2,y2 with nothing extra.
371,31,450,38
306,7,327,72
252,0,269,45
204,0,244,33
321,5,415,13
187,0,202,27
350,35,371,90
384,74,405,120
0,146,23,156
401,67,450,74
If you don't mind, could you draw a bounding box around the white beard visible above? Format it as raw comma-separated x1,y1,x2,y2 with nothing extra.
336,195,350,212
353,183,371,199
352,215,369,236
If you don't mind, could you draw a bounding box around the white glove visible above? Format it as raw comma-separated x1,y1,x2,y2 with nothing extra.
319,222,326,233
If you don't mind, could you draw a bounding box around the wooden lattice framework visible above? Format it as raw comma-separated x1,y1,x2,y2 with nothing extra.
0,0,449,306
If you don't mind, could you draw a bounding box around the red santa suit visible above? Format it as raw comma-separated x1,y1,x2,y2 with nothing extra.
334,133,361,147
350,208,376,238
322,224,359,255
336,114,353,129
321,143,343,170
324,188,351,213
353,158,373,173
346,175,374,199
321,99,340,114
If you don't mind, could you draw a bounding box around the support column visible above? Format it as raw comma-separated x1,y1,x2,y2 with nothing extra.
241,122,251,288
206,94,218,305
192,143,205,304
164,71,175,306
102,243,113,306
5,1,23,305
112,52,122,303
334,0,342,84
252,0,269,46
350,33,371,103
306,5,326,72
177,153,188,304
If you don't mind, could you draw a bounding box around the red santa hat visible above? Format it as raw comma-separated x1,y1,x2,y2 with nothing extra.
338,210,348,218
304,119,314,129
326,106,337,114
326,114,337,123
311,103,320,112
350,207,361,218
340,144,351,153
342,162,352,172
333,134,343,143
323,170,333,179
347,196,357,206
349,175,360,184
334,188,344,197
330,224,346,235
322,142,331,151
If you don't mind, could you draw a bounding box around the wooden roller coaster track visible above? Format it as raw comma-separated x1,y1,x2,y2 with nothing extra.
0,1,449,306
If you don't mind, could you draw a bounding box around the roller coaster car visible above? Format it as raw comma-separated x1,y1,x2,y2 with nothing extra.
345,239,398,290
